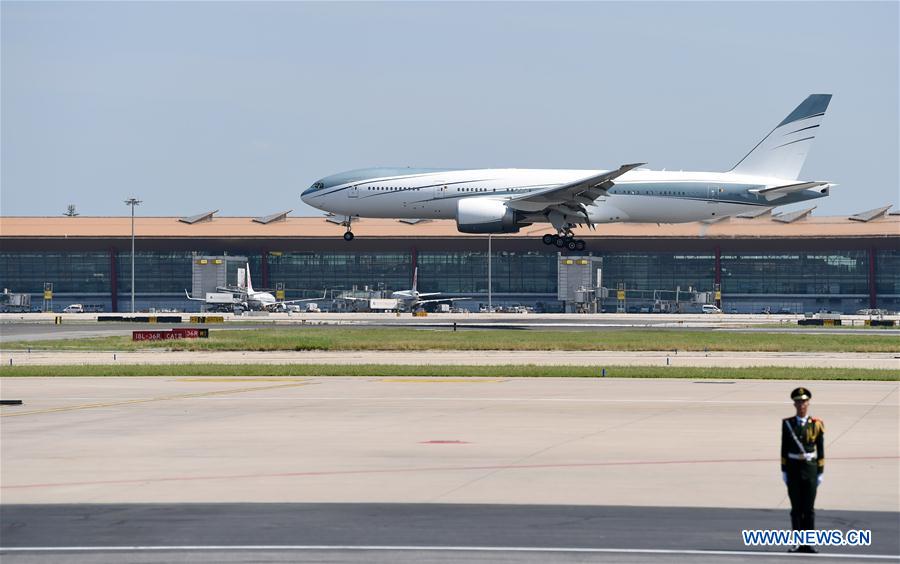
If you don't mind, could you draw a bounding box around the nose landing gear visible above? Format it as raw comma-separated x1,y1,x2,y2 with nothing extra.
542,231,586,251
342,217,355,241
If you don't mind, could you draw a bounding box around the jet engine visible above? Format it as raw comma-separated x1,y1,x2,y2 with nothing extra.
456,198,523,233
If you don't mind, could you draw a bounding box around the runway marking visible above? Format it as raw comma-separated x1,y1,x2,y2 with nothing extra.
175,378,309,382
5,396,894,406
0,545,894,559
0,381,313,418
380,378,504,383
3,455,896,490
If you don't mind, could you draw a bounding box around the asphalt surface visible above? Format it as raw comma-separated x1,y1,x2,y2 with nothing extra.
6,349,898,368
1,503,897,563
2,320,898,344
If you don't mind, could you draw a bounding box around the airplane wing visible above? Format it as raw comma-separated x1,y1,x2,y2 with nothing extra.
750,181,830,201
506,163,645,213
417,297,472,305
276,291,327,305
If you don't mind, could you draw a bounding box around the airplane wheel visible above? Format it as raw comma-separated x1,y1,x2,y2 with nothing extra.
554,237,566,248
542,234,555,245
343,231,355,241
575,240,586,251
566,239,578,251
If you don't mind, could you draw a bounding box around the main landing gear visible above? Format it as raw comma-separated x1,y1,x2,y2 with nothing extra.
542,232,586,251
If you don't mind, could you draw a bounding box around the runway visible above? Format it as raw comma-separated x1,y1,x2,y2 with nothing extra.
2,377,897,562
2,313,898,345
2,504,897,562
4,349,899,369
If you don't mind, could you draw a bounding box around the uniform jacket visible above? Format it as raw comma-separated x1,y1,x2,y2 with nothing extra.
781,416,825,474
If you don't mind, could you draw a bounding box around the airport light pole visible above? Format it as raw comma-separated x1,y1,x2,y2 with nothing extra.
124,198,142,313
487,234,492,312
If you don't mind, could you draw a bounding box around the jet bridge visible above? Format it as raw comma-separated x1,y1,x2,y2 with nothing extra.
557,254,605,313
190,255,247,311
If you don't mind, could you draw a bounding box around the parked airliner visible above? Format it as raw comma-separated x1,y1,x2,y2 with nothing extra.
302,95,834,250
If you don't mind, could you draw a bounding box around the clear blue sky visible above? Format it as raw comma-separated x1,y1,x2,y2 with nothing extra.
2,1,897,217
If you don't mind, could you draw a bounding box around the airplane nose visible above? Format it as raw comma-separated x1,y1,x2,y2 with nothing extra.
301,181,326,204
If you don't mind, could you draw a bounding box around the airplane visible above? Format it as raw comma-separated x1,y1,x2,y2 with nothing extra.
340,267,470,311
183,290,242,312
301,94,834,250
188,263,324,312
390,267,470,311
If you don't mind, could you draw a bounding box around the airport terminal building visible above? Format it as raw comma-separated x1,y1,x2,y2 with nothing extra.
1,210,898,314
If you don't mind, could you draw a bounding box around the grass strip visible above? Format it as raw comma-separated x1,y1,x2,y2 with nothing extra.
0,364,896,380
4,327,899,353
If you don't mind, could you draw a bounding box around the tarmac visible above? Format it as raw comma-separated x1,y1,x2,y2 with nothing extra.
1,377,897,562
3,349,899,369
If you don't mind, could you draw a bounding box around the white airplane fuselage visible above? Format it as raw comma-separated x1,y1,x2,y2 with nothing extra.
301,95,834,235
247,291,278,310
302,168,828,225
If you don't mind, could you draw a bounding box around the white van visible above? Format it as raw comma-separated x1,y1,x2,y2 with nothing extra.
701,304,722,314
63,304,84,314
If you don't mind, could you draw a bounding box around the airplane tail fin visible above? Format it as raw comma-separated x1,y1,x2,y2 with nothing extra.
412,267,418,294
245,263,254,294
728,94,832,180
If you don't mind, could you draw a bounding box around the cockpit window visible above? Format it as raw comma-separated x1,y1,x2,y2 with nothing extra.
310,182,325,191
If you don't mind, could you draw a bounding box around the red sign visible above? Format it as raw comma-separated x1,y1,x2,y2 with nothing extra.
132,328,209,341
132,330,177,341
171,328,209,339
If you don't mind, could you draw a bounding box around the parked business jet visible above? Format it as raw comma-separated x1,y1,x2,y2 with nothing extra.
342,267,470,311
391,267,470,310
211,263,324,312
302,95,834,250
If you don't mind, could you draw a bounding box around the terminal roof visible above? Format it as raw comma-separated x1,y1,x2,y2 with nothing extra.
1,214,897,240
179,210,218,224
849,205,892,223
773,206,816,224
736,207,775,219
252,210,292,225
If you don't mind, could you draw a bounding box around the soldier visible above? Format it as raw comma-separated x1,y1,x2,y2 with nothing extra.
781,386,825,554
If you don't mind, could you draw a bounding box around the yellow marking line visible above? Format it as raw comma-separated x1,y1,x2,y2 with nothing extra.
379,378,504,383
0,381,313,418
176,378,309,382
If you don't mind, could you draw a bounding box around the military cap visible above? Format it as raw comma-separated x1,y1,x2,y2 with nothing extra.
791,387,812,401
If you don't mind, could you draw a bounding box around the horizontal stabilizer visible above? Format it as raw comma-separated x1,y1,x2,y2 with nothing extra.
750,181,829,201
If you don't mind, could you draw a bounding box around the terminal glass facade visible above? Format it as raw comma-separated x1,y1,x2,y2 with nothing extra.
268,252,412,292
600,253,716,292
418,251,557,294
1,246,897,312
114,252,194,294
0,252,110,294
720,252,869,295
877,250,900,296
